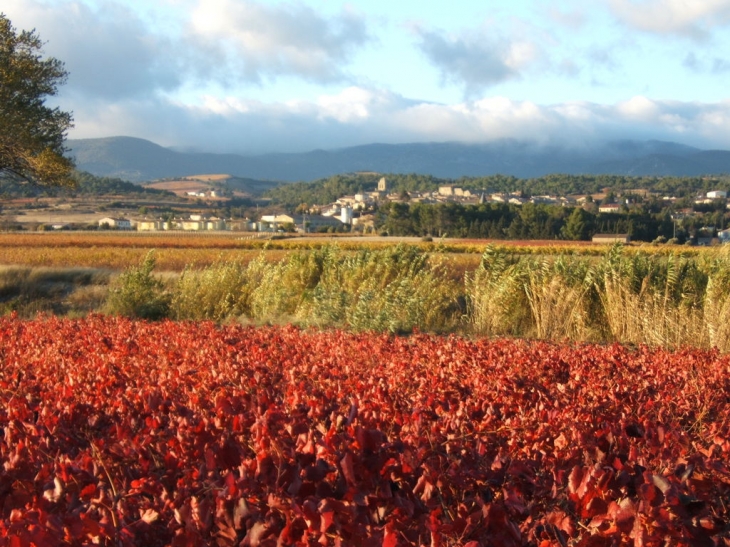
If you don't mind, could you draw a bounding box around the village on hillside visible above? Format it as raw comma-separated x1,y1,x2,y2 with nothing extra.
4,173,730,244
86,177,730,243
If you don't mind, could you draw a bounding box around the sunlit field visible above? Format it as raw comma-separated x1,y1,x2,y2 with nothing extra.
0,232,709,271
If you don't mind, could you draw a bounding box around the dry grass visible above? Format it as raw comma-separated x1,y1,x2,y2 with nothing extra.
600,275,708,348
0,265,112,317
525,272,593,341
188,174,231,181
1,233,710,273
0,233,295,270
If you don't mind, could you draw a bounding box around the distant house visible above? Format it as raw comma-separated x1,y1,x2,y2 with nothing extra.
227,219,256,231
98,217,132,229
707,190,728,199
136,220,155,231
306,215,344,232
259,214,302,232
592,234,630,244
136,219,166,231
531,196,557,205
598,204,621,213
259,213,342,232
695,227,715,246
354,214,375,230
719,228,730,244
696,236,714,246
180,219,204,231
178,215,225,231
205,218,225,230
260,214,293,224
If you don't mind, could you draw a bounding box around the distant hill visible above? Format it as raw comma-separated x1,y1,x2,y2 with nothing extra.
66,136,730,184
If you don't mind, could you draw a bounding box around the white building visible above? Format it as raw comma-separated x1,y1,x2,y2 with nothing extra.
98,217,132,229
707,190,728,199
136,219,163,231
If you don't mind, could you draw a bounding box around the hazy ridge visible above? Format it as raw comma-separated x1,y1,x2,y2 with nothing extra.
66,136,730,183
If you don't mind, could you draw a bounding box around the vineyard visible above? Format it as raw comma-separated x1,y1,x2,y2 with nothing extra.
1,316,729,545
0,232,709,271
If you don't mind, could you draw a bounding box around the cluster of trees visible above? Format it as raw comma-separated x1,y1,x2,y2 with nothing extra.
474,173,730,198
1,170,176,198
264,173,442,208
375,201,725,242
70,171,173,197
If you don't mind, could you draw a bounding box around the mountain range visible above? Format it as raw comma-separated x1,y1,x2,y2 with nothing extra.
66,136,730,184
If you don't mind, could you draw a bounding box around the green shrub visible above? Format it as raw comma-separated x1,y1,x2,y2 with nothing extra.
276,245,460,333
170,260,249,321
105,251,170,320
296,245,459,333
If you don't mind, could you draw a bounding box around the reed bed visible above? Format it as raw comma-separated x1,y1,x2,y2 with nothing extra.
467,243,730,351
3,239,730,350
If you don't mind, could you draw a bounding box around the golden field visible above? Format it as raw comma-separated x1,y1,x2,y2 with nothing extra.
0,232,708,271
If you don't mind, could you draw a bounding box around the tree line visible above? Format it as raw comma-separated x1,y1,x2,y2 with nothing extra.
264,172,730,210
375,201,726,241
0,170,174,198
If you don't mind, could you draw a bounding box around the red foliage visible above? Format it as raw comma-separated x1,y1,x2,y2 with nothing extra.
0,315,729,546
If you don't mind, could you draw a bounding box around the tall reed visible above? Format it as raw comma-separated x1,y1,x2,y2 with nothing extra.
465,246,531,337
466,243,730,349
168,245,460,333
103,243,730,350
297,245,459,333
594,246,709,348
702,247,730,352
523,256,594,341
170,260,250,321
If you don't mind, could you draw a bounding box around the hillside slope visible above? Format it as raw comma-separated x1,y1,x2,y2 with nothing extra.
66,136,730,183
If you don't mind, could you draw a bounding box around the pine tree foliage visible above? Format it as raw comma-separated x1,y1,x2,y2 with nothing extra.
0,13,74,186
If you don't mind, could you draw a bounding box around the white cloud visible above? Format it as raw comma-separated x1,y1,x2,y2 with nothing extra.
3,0,182,100
186,0,370,83
65,87,730,154
5,0,728,155
315,87,409,123
616,96,661,119
2,0,371,102
607,0,730,37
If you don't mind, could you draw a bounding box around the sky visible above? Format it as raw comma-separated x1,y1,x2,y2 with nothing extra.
4,0,730,154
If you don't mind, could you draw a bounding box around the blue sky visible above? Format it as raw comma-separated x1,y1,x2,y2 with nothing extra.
4,0,730,153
